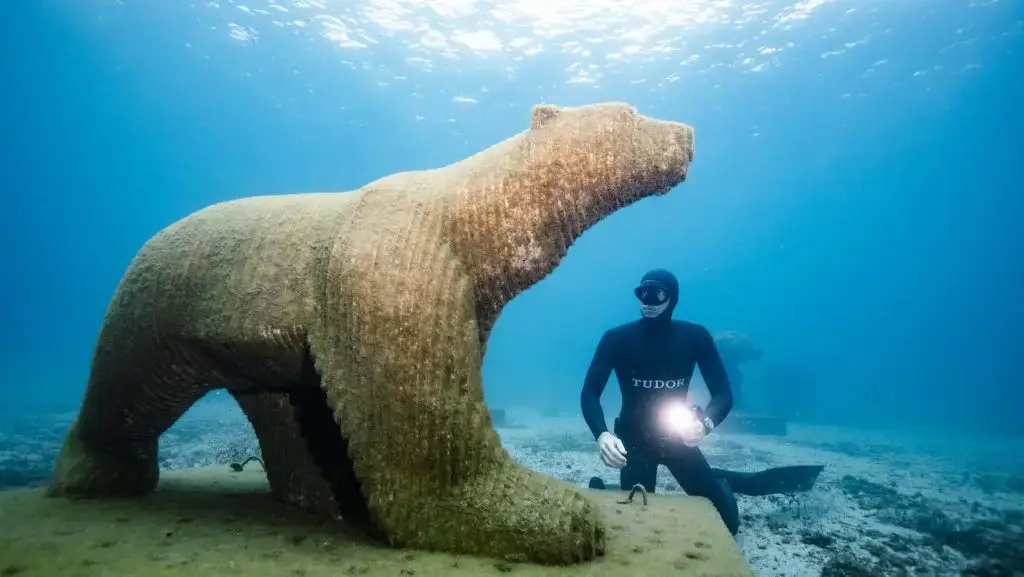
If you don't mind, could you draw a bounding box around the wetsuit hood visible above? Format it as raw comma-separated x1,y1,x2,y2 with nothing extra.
636,268,679,322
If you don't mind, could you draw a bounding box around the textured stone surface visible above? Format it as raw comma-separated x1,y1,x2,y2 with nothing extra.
47,102,695,564
7,467,752,576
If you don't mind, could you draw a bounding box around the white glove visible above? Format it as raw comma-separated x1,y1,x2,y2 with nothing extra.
597,431,628,469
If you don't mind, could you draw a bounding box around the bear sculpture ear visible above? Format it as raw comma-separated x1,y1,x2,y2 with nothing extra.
530,104,560,129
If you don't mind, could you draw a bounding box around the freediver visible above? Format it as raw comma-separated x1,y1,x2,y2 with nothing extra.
580,269,824,535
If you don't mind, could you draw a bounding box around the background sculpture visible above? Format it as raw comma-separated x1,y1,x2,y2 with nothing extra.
713,331,763,409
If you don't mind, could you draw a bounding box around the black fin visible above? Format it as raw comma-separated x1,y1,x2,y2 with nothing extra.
712,465,825,496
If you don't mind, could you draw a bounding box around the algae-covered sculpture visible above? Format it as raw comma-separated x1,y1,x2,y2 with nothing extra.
48,102,695,565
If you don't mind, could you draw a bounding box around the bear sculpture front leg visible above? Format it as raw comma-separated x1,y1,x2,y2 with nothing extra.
310,232,606,564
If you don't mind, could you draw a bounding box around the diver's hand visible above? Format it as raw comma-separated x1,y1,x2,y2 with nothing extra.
678,425,705,447
678,408,710,447
597,432,628,469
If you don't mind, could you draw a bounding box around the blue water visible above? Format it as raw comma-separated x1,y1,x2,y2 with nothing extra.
4,0,1020,434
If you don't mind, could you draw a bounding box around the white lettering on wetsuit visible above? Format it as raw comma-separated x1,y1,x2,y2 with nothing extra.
631,377,688,389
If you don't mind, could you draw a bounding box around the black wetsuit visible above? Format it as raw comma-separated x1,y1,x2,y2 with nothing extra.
580,269,740,535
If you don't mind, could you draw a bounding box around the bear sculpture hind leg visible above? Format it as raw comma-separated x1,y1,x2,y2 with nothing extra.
48,333,211,498
231,390,337,514
232,387,380,534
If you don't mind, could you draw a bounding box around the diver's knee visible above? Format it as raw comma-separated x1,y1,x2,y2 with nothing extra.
714,479,740,535
713,498,739,535
725,512,740,536
712,497,740,535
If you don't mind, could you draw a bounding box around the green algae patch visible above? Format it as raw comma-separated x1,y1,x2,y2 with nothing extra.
0,466,751,576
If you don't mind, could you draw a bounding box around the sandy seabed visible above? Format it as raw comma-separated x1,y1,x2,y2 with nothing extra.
1,398,1022,576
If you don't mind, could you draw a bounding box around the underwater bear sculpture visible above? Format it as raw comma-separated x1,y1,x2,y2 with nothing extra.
48,101,695,565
